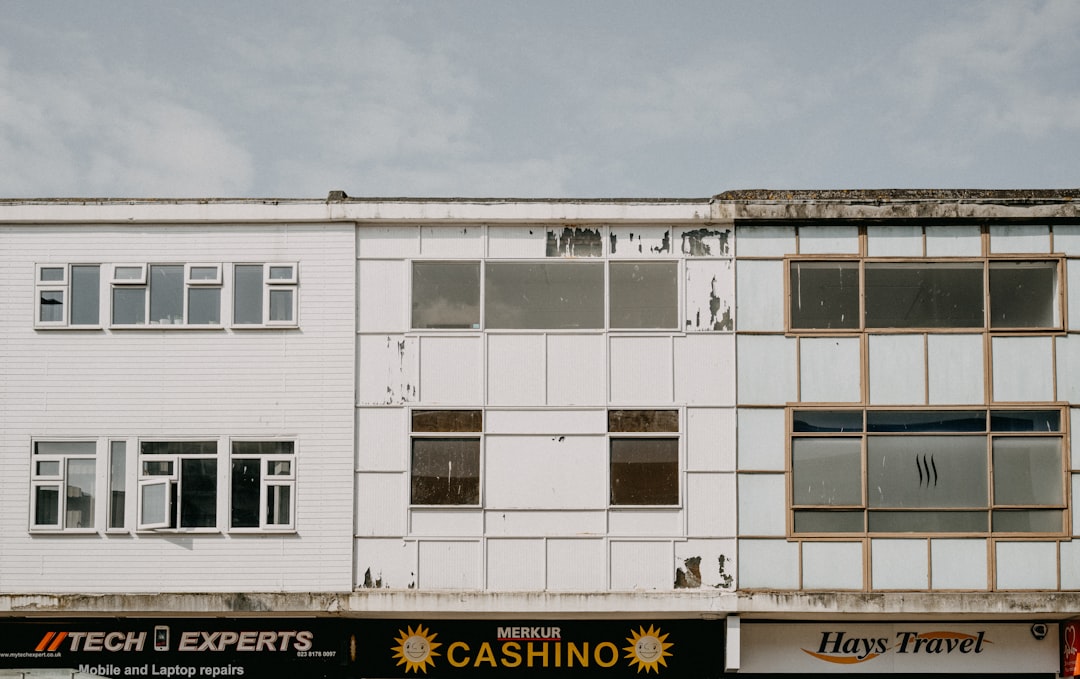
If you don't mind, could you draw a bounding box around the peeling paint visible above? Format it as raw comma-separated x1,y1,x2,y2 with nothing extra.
652,231,671,254
546,227,602,257
674,556,702,589
680,227,731,256
709,276,734,330
717,554,734,589
361,568,384,589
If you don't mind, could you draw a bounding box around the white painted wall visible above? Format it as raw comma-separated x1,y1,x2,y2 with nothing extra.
0,223,356,593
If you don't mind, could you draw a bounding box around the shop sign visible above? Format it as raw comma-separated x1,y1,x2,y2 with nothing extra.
1063,621,1080,676
739,622,1057,674
0,618,346,678
352,619,721,678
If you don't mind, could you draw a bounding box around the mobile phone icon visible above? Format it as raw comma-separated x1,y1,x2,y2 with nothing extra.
154,626,169,651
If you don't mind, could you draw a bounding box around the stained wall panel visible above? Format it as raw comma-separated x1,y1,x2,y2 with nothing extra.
990,224,1051,254
358,335,418,405
685,260,734,332
609,225,672,258
354,538,418,590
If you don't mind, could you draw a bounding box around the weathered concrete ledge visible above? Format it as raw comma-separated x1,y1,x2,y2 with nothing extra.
1,591,1077,621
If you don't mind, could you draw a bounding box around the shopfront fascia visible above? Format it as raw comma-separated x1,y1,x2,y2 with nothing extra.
730,619,1058,676
0,618,723,679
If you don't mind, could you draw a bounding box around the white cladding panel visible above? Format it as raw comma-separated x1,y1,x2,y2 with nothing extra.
800,336,861,403
685,259,734,332
869,334,925,404
484,435,607,509
1056,336,1080,403
674,539,737,589
990,224,1051,254
357,259,407,332
871,539,929,590
802,541,863,590
737,474,787,536
686,472,735,537
547,334,607,406
735,260,784,332
0,223,355,592
925,224,982,257
996,541,1058,590
487,225,548,258
356,473,408,536
608,510,682,536
355,538,418,590
410,509,484,536
928,334,985,404
609,225,672,258
992,336,1054,402
737,335,797,405
547,539,607,591
417,540,482,590
487,334,545,405
420,225,484,257
734,225,795,257
738,539,798,589
358,334,418,405
357,407,407,471
609,336,673,404
686,407,735,472
609,541,672,590
484,510,607,537
486,539,546,590
419,335,483,404
798,225,859,254
485,409,606,434
867,225,923,257
737,408,786,471
931,539,988,590
674,334,735,405
356,225,420,258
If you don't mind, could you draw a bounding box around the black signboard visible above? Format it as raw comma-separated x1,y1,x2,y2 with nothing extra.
352,619,721,678
0,618,722,678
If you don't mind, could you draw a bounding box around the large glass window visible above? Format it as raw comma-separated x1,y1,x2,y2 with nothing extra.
789,259,1060,331
486,261,604,329
609,261,679,329
112,264,223,326
410,411,482,505
412,262,481,329
791,409,1065,535
609,409,679,506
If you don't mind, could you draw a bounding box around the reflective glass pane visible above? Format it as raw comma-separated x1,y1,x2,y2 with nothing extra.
869,510,988,532
65,458,96,529
412,410,483,433
179,458,217,528
71,265,100,325
992,509,1062,532
867,411,986,432
232,441,295,455
992,437,1063,505
610,438,678,505
789,261,859,329
189,266,219,281
40,267,65,282
268,288,294,322
412,261,480,329
35,441,96,455
792,438,862,505
142,460,173,476
486,261,604,329
411,438,480,505
793,510,864,533
608,410,679,433
609,261,678,329
36,460,60,476
141,482,168,526
141,441,217,455
188,287,221,325
34,486,60,526
865,263,983,328
267,485,291,525
268,265,294,280
267,460,292,475
991,410,1061,432
112,287,146,324
867,436,987,508
109,441,126,529
114,266,143,280
39,290,63,322
233,265,263,324
230,458,260,528
149,265,183,324
793,410,863,432
990,261,1056,328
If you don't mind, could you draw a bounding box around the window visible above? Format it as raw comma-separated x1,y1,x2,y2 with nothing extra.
108,440,127,530
138,441,218,529
791,409,1066,534
789,259,1061,330
35,264,100,327
609,409,679,506
230,441,295,530
410,410,481,505
234,263,298,326
111,264,222,326
409,260,680,330
31,441,97,531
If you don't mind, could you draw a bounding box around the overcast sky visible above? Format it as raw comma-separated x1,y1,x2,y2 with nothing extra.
1,1,1077,199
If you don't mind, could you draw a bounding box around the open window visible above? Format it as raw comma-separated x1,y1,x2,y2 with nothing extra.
137,441,218,530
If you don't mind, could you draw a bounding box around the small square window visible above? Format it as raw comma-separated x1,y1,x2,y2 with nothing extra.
610,438,679,505
411,438,480,505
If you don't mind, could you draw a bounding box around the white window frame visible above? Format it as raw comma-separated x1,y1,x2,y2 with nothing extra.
136,441,219,532
35,264,102,329
232,262,299,327
30,440,99,533
111,263,223,328
230,440,296,531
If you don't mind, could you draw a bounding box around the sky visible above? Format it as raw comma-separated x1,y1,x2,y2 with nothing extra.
1,1,1078,199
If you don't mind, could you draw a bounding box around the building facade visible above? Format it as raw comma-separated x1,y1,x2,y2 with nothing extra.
0,190,1078,678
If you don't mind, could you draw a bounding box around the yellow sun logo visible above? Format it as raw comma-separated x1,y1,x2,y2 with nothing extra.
624,625,673,673
391,624,442,674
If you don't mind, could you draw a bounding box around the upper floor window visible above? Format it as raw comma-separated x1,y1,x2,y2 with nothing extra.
789,259,1061,331
35,264,100,327
411,260,679,331
609,409,679,506
230,440,296,530
790,408,1066,536
31,441,97,531
36,262,298,330
410,410,482,506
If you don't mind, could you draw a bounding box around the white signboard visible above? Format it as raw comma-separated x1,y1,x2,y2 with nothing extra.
740,622,1058,674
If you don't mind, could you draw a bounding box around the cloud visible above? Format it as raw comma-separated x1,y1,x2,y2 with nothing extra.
0,40,253,197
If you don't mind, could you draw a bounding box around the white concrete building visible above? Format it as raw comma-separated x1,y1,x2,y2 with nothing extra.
0,190,1078,678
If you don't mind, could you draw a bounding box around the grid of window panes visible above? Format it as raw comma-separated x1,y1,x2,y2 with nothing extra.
790,409,1067,535
411,260,679,330
788,259,1061,330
